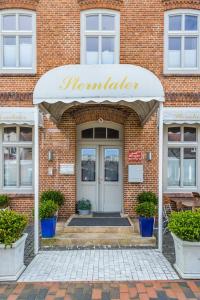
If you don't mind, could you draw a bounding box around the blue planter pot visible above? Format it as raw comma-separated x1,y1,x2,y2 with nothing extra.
41,217,56,238
139,217,154,237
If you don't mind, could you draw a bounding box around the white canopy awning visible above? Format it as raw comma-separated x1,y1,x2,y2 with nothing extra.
33,64,164,125
163,107,200,124
0,107,43,126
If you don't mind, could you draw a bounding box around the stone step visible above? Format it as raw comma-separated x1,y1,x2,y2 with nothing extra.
62,225,136,234
41,232,156,248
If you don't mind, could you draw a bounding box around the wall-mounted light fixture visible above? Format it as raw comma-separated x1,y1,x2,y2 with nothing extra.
48,150,54,161
146,152,152,161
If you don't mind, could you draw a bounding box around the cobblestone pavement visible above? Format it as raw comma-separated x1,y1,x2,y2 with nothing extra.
19,249,178,282
1,281,200,299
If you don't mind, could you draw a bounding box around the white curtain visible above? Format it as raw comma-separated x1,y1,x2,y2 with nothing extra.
20,38,32,67
184,49,197,68
86,52,98,64
183,159,196,186
168,158,180,186
168,50,181,68
3,44,16,67
102,51,114,64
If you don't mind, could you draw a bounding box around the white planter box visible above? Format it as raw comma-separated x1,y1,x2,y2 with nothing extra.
172,233,200,279
0,233,28,281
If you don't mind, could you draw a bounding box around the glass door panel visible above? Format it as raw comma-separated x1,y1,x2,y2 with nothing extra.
81,148,96,182
104,148,119,182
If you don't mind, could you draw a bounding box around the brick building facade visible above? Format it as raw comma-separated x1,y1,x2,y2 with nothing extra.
0,0,199,219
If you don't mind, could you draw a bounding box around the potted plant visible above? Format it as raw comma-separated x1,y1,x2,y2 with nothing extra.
0,195,10,210
39,200,58,238
77,198,91,215
137,191,158,205
168,209,200,279
0,210,28,281
40,190,65,207
135,202,156,237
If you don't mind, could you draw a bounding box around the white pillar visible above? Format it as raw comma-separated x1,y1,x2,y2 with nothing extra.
158,102,163,252
34,105,39,255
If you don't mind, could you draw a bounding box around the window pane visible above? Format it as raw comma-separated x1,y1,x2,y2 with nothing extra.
168,127,181,142
169,15,182,31
3,36,16,67
168,37,181,68
102,37,114,64
107,128,119,139
184,127,196,141
4,147,17,186
86,37,98,64
19,15,32,31
20,148,32,186
104,149,119,182
185,15,198,31
20,127,32,141
94,127,106,138
3,127,17,142
82,128,93,138
183,148,196,186
3,15,16,30
81,149,96,181
102,15,115,30
184,37,197,68
86,15,99,30
168,148,180,186
19,36,32,67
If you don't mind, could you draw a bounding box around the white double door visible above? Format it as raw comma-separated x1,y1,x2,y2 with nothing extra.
77,145,122,212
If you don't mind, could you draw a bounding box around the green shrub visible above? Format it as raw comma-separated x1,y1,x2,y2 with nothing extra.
137,191,158,205
39,200,58,219
77,199,91,210
0,195,9,208
168,210,200,242
0,210,27,246
135,202,156,218
40,190,64,207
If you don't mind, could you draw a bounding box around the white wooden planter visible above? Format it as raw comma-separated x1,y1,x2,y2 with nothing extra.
0,233,28,281
172,233,200,279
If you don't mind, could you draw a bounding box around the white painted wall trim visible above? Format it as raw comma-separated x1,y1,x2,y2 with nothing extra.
34,105,39,255
158,102,163,252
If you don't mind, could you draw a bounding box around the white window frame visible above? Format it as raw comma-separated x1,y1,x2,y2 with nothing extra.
0,9,36,74
163,124,200,193
164,9,200,75
80,9,120,64
0,125,34,193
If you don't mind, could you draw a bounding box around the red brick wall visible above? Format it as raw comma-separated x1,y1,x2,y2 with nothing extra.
0,0,199,217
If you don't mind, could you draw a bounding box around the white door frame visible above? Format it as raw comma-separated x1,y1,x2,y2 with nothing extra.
76,121,123,212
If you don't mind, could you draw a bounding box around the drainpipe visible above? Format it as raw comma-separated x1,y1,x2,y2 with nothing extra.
158,102,163,252
34,105,39,255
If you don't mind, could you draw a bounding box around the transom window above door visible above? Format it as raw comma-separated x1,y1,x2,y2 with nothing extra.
164,9,200,74
81,127,119,139
0,9,36,74
81,9,120,64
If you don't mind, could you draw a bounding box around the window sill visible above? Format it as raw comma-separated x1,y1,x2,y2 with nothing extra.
0,73,37,77
163,73,200,77
3,193,34,198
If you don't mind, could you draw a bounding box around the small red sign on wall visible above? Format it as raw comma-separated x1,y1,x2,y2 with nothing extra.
128,150,143,162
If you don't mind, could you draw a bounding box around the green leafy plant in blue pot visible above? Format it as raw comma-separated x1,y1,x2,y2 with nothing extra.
39,200,58,238
135,202,156,237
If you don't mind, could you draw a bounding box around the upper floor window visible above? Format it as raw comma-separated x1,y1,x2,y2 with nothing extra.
0,10,36,74
164,10,200,74
81,9,120,64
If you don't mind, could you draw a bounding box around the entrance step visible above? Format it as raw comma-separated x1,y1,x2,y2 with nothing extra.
41,217,156,248
41,232,156,248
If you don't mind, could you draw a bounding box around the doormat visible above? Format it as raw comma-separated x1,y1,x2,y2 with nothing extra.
68,217,131,226
92,212,121,218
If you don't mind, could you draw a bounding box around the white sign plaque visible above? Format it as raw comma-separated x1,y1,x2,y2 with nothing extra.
60,164,74,175
128,165,143,183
